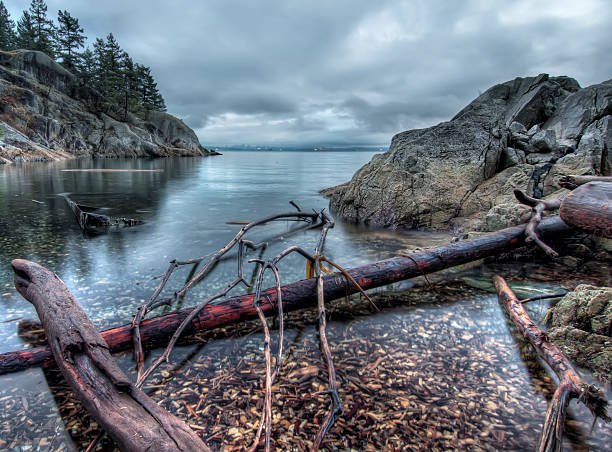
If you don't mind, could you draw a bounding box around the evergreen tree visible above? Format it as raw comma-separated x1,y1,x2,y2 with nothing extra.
27,0,56,57
16,11,36,50
119,53,140,120
56,9,85,71
0,1,17,50
93,33,124,100
136,64,166,112
76,47,96,84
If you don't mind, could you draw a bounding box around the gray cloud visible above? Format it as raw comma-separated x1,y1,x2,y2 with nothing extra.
5,0,612,146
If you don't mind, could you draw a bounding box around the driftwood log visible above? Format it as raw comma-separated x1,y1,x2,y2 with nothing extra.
0,216,572,376
558,174,612,190
559,181,612,238
11,259,209,452
493,275,609,452
64,195,143,234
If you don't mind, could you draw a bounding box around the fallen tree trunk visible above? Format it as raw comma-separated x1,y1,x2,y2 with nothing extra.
559,181,612,238
493,275,609,452
0,216,571,375
11,259,209,452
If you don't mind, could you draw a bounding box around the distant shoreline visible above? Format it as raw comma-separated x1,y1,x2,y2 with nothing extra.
209,146,386,153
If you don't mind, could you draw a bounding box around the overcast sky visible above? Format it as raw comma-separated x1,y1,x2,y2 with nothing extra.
5,0,612,146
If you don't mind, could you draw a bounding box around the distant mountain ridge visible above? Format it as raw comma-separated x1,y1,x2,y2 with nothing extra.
0,49,217,164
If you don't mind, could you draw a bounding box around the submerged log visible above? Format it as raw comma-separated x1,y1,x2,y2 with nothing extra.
0,216,571,375
559,181,612,238
11,259,209,452
493,275,609,452
64,195,143,234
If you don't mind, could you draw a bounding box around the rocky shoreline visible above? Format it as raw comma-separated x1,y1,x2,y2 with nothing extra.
0,50,218,164
325,74,611,233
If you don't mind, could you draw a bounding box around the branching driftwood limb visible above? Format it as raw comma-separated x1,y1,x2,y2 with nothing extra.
247,247,319,451
311,213,343,451
132,204,322,380
493,275,609,452
11,259,209,452
0,216,573,376
514,190,562,257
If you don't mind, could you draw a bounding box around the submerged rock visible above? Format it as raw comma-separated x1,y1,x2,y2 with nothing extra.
0,50,216,164
327,74,611,231
546,285,612,382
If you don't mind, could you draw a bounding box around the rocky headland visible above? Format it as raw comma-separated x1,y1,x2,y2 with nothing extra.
324,74,611,232
0,49,216,164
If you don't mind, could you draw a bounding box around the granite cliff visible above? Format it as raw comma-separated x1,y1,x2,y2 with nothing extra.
325,74,612,231
0,50,216,164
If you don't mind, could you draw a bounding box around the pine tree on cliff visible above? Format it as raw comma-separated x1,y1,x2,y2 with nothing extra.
93,33,124,102
136,64,167,112
0,1,17,50
26,0,56,57
76,47,96,84
16,11,36,50
120,54,141,120
56,9,86,71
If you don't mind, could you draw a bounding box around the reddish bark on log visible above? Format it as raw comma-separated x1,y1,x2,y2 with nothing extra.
559,181,612,238
493,275,609,452
0,216,571,376
11,259,210,452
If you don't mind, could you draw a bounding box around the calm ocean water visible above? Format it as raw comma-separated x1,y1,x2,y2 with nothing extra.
0,151,609,451
0,150,452,351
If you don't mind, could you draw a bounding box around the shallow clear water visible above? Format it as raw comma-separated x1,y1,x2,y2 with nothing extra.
1,151,452,352
0,151,609,451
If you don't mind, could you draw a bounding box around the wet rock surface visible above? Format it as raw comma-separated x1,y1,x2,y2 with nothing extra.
0,50,216,164
327,74,612,231
546,284,612,381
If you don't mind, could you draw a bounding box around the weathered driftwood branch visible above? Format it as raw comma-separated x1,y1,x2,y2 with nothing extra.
558,174,612,190
11,259,209,452
493,275,609,452
514,190,562,257
559,181,612,238
311,215,343,451
132,205,322,379
0,216,572,376
247,246,319,451
64,195,143,234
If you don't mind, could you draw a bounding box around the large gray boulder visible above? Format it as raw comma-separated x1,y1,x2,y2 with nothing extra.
0,50,215,164
327,74,611,231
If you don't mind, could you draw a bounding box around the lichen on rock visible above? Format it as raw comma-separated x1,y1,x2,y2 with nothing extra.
546,284,612,382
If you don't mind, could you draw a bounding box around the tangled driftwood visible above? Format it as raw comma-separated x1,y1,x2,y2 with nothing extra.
514,175,612,256
0,216,572,376
6,186,612,450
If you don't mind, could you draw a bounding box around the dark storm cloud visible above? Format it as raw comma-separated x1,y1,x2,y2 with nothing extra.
5,0,612,146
